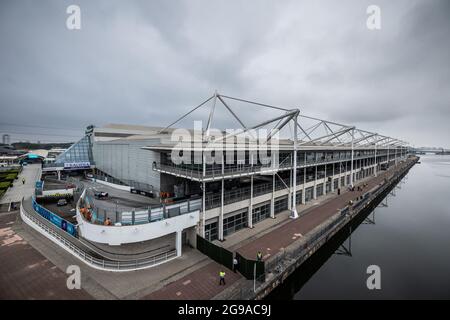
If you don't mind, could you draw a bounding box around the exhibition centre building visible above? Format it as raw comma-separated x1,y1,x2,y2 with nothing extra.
44,94,409,252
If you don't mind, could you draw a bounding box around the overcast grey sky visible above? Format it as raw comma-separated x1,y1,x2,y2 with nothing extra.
0,0,449,147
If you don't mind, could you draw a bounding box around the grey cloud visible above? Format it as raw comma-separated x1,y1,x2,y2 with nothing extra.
0,0,449,147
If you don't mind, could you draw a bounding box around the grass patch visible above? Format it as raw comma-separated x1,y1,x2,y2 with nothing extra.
0,181,12,190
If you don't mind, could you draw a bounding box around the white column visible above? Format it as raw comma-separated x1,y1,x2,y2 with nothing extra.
338,161,342,188
345,161,348,185
395,147,398,166
313,165,317,200
331,163,335,192
350,128,355,187
57,170,61,180
219,153,224,241
201,152,206,237
302,153,306,204
374,138,378,177
176,230,182,257
387,144,390,167
270,173,275,218
248,175,253,228
288,166,292,210
291,113,298,218
323,164,327,194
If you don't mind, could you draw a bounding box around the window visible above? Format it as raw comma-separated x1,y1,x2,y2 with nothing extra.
205,221,218,241
275,196,289,212
223,211,248,236
252,203,270,224
55,135,93,164
317,183,324,197
295,190,302,204
305,187,314,201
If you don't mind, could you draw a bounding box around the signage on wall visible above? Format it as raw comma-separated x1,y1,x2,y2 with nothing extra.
64,161,91,169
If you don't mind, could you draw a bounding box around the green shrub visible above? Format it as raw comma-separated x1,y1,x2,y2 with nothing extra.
0,181,11,190
5,173,17,181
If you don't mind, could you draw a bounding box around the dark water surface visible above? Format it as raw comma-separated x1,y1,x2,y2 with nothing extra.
268,155,450,299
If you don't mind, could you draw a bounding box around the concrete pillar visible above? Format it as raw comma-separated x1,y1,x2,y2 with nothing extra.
331,163,335,192
218,153,224,241
248,175,253,228
176,230,182,257
201,152,206,237
313,165,317,199
302,154,306,204
345,161,348,186
395,147,398,166
291,112,299,218
288,168,292,210
350,128,355,187
387,144,390,167
270,174,275,218
374,141,378,177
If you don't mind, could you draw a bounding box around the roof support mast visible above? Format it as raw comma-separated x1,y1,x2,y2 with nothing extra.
291,110,300,219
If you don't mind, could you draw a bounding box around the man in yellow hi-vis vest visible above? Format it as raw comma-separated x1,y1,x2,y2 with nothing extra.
219,271,226,285
257,251,263,261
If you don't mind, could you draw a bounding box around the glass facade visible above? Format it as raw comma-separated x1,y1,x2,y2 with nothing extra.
275,196,288,213
295,190,302,205
223,211,248,236
55,135,93,165
317,183,324,197
205,220,218,241
252,203,270,224
305,187,314,201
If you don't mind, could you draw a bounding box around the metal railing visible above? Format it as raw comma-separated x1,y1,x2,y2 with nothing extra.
154,153,395,180
81,189,201,226
21,198,178,271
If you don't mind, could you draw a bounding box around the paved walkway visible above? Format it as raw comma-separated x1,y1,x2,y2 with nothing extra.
0,212,92,299
143,260,241,300
237,170,390,259
0,164,41,204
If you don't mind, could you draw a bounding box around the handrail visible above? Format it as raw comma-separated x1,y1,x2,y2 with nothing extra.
154,152,393,180
20,198,178,271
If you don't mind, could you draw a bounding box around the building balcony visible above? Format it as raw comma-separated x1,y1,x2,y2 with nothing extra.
153,153,388,181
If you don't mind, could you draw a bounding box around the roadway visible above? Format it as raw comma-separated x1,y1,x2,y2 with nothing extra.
0,164,41,205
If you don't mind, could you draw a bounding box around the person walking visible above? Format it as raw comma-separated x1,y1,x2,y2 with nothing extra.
22,178,25,185
233,257,238,273
219,271,226,285
257,251,263,261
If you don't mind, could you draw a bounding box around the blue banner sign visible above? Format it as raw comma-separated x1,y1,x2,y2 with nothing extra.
32,198,77,237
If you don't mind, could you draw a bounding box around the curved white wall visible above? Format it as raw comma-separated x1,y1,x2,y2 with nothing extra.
76,207,199,245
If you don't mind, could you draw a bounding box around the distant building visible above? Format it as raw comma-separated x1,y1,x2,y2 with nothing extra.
2,134,10,145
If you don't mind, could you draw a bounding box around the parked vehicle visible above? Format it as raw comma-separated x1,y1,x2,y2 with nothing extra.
94,191,109,199
57,198,68,206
